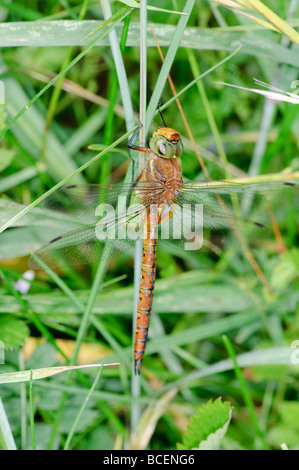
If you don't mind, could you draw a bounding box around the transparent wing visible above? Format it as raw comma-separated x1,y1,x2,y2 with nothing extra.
29,194,153,269
180,179,299,196
178,180,299,229
159,180,299,253
31,179,299,268
41,182,164,224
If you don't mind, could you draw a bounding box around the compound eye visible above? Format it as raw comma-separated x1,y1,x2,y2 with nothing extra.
159,143,166,155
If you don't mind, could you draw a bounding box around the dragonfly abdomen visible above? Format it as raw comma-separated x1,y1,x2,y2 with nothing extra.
134,210,159,375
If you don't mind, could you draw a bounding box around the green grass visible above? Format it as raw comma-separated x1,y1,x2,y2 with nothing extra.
0,0,299,451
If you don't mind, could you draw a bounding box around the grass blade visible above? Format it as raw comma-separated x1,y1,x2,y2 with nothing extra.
0,398,17,450
222,335,267,449
63,366,103,450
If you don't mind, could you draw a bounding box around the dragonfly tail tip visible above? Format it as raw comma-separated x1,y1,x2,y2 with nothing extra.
134,358,143,375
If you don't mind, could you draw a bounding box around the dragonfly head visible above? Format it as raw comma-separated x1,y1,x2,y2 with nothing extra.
149,128,183,158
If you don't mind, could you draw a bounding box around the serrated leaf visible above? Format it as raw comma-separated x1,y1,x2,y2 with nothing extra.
198,413,232,450
177,398,233,450
0,315,29,349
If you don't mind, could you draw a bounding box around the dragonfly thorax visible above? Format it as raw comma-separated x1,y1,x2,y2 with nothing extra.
149,128,183,159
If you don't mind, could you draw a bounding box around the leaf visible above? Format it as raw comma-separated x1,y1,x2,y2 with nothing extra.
1,21,299,67
0,149,15,172
177,398,233,450
0,361,119,384
0,398,17,450
267,402,299,448
0,315,29,349
217,81,299,104
165,346,299,392
131,389,178,450
118,0,187,15
0,272,255,315
270,248,299,290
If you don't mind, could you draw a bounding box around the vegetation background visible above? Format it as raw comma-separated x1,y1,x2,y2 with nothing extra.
0,0,299,450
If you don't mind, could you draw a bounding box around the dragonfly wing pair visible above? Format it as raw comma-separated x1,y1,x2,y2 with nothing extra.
29,180,299,268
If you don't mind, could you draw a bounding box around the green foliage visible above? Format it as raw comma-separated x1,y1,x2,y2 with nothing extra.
0,0,298,451
270,247,299,290
268,402,299,449
0,316,29,349
177,398,233,450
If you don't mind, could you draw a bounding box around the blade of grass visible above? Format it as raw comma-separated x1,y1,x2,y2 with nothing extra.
59,0,77,19
222,334,268,449
46,1,135,449
0,0,44,20
19,351,27,450
0,128,134,234
100,2,132,186
245,0,299,45
43,0,90,159
130,0,148,440
36,380,151,405
187,48,229,177
0,398,17,450
0,46,242,236
46,259,116,449
152,31,242,178
29,255,129,366
119,0,188,15
0,363,119,384
145,0,195,133
0,166,37,193
29,369,35,451
153,32,270,291
0,6,133,142
248,0,299,177
2,20,299,67
157,46,242,115
63,365,103,450
162,346,296,394
101,0,140,443
0,267,69,362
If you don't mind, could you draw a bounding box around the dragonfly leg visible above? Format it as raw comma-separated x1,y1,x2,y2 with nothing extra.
128,119,149,153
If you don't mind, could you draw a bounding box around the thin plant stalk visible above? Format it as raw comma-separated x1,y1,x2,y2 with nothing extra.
19,351,27,450
0,6,133,142
47,2,135,450
0,49,239,236
42,0,90,160
0,399,16,450
249,0,299,177
222,334,268,449
63,366,103,450
29,370,35,450
130,0,148,441
145,0,195,133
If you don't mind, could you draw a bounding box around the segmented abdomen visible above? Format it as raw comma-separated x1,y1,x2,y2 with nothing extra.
134,208,158,374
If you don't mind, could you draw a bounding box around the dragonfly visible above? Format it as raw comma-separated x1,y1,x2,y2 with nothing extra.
29,126,299,374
